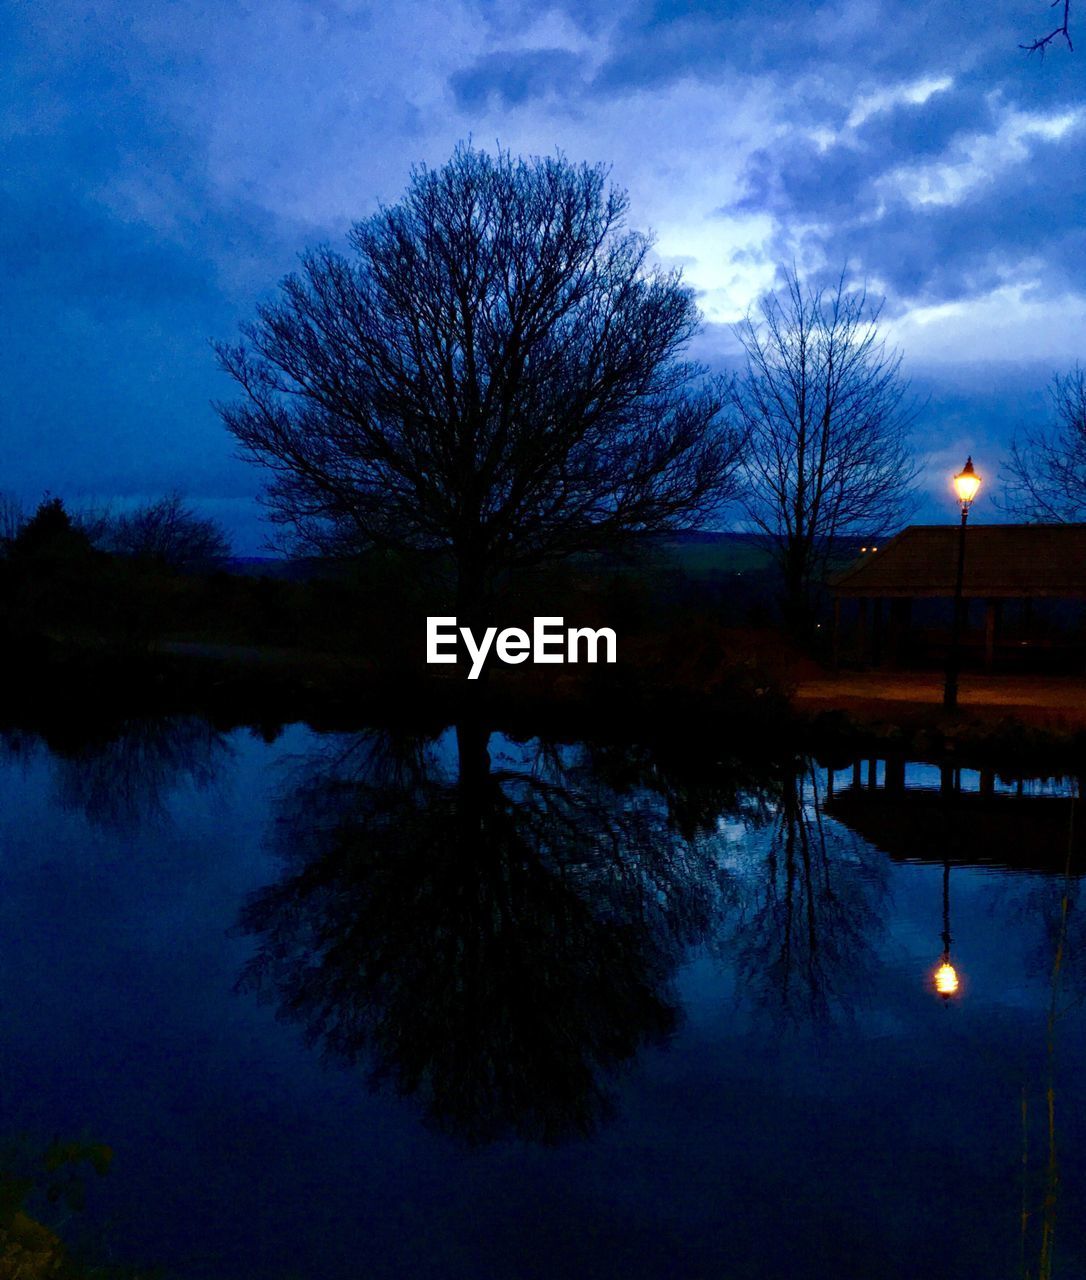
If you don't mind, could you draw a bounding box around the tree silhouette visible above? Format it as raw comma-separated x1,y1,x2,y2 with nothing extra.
1000,367,1086,521
6,498,93,563
216,145,746,632
0,492,25,545
99,493,230,570
732,268,917,633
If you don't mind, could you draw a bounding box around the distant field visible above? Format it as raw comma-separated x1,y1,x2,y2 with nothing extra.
647,532,866,582
226,531,868,587
652,535,774,578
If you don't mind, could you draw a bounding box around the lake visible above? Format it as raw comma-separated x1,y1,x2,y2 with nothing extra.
1,716,1083,1278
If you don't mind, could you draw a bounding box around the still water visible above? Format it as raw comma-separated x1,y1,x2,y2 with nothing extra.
1,717,1083,1278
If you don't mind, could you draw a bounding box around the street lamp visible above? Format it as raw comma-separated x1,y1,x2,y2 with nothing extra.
943,456,982,710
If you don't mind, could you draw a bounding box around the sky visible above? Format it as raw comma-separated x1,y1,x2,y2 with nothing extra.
2,0,1084,553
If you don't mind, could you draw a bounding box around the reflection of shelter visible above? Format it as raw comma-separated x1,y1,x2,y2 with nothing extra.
830,524,1086,671
824,759,1083,875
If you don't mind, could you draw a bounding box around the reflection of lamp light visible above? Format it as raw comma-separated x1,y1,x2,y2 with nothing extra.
934,960,960,998
932,857,962,1002
944,456,982,711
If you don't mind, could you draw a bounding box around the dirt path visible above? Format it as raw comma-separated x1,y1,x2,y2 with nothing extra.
794,671,1086,728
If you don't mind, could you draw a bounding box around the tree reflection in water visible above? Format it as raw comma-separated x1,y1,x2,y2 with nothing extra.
0,716,230,830
237,727,893,1142
723,763,889,1026
237,721,741,1144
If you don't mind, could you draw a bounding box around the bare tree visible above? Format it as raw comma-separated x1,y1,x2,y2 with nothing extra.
72,503,114,549
0,492,25,545
732,268,917,632
215,145,746,632
1022,0,1073,53
1000,367,1086,521
103,493,230,569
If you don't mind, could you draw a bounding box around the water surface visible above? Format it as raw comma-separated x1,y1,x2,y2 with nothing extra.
1,718,1082,1278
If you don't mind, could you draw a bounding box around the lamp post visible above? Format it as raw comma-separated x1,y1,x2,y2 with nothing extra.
943,456,982,711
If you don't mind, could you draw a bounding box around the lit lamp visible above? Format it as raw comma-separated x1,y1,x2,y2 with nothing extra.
953,457,981,507
943,456,982,711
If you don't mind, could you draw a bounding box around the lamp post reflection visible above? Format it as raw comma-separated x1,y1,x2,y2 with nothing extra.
933,856,962,1002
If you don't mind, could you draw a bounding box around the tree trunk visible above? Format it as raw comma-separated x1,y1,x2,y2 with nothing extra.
781,541,812,637
455,717,492,794
456,551,492,689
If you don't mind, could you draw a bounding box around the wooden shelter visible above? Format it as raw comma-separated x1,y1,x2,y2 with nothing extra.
830,524,1086,670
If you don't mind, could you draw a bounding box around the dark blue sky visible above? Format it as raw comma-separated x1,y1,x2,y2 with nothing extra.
2,0,1083,552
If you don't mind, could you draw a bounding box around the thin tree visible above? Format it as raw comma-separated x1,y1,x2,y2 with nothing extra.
1000,367,1086,522
732,267,917,632
0,492,25,545
215,145,745,633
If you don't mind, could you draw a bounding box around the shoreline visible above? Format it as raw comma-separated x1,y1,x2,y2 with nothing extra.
4,635,1085,775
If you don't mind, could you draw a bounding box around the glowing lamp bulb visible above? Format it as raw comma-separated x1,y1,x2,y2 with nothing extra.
953,457,981,507
934,961,960,998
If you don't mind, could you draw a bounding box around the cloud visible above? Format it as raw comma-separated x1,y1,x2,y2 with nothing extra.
450,48,589,109
876,104,1081,210
846,76,954,128
889,288,1086,365
722,77,1085,327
